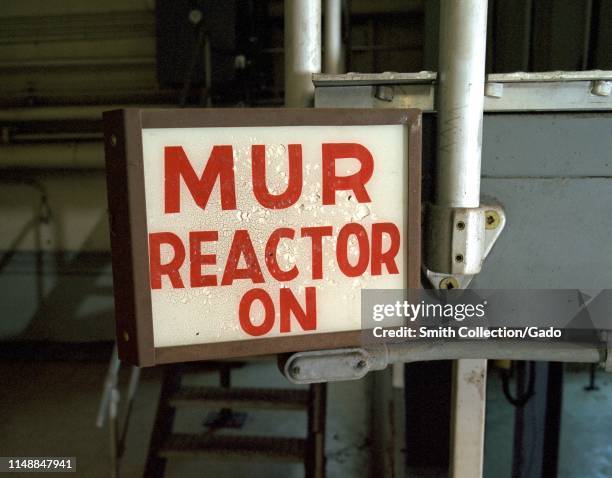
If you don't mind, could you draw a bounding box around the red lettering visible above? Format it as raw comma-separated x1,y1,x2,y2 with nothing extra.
280,287,317,332
149,232,185,289
301,226,333,279
239,289,275,336
265,228,299,281
336,223,370,277
322,143,374,205
189,231,218,287
252,144,302,208
222,230,264,285
371,222,400,275
164,145,236,213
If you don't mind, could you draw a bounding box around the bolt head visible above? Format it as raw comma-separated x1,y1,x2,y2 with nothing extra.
439,277,459,289
485,210,500,229
592,80,611,97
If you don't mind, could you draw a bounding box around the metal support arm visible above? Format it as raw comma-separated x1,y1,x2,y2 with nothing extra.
281,341,609,384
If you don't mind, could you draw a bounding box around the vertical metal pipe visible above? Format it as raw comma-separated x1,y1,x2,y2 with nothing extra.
436,3,489,478
324,0,343,74
285,0,322,107
450,359,487,478
436,0,488,208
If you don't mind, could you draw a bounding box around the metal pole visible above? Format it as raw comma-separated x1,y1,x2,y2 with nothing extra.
324,0,343,74
285,0,322,107
436,0,488,208
282,341,606,384
437,2,488,477
450,359,487,478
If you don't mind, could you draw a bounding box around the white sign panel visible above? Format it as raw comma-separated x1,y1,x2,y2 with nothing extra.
103,109,420,365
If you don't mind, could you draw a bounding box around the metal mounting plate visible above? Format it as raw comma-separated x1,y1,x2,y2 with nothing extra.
424,203,506,289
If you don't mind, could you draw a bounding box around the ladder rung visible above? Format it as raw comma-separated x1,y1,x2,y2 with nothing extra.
160,433,307,462
169,386,310,410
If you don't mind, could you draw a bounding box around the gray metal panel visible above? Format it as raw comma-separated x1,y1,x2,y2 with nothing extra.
474,177,612,289
479,113,612,288
482,114,612,177
316,85,377,107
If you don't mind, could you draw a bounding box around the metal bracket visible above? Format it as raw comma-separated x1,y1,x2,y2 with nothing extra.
280,346,388,384
280,339,608,384
424,202,506,289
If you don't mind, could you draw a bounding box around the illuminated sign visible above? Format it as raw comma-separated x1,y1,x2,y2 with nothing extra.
104,109,421,366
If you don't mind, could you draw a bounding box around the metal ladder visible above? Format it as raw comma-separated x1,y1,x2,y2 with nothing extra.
144,361,327,478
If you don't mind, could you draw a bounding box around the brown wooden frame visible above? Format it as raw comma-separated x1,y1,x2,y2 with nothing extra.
103,108,421,366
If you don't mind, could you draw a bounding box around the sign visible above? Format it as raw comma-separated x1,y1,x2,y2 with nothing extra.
103,109,421,366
